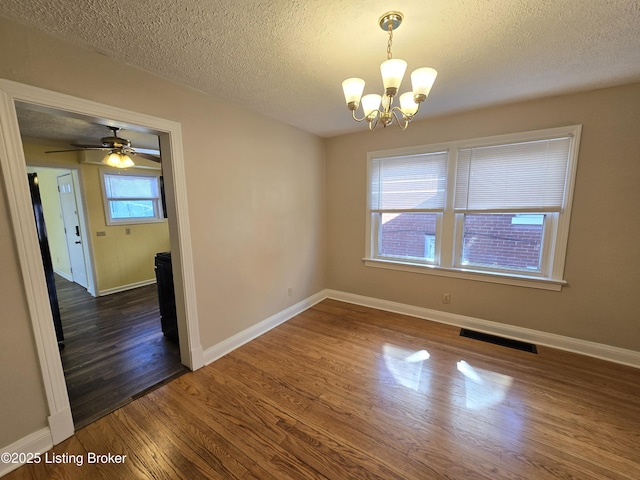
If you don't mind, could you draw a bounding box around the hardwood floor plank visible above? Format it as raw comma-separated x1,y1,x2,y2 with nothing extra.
221,325,532,479
5,299,640,479
198,365,416,478
77,410,182,480
2,435,97,480
121,400,245,479
209,354,438,479
164,375,328,479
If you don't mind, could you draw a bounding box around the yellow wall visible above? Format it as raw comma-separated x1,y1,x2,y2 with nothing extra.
25,165,72,277
22,144,171,292
326,81,640,352
80,151,170,292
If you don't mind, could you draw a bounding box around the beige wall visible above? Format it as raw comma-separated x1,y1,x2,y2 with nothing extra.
0,167,50,447
326,82,640,352
0,17,326,449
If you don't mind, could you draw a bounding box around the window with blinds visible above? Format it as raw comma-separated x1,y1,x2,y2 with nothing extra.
365,126,581,289
368,151,447,263
455,137,571,213
100,170,164,225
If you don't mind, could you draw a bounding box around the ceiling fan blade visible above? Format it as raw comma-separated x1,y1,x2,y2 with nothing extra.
133,152,162,162
70,143,111,150
45,149,86,154
134,147,161,155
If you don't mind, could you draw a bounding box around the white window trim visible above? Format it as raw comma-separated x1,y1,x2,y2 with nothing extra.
364,125,582,291
100,168,165,225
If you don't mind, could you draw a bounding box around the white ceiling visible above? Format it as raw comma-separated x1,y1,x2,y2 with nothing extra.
1,0,639,138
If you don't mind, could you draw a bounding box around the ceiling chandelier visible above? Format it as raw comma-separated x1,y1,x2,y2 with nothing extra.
342,11,437,130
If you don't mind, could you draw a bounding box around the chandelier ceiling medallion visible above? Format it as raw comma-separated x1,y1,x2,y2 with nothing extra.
341,11,437,130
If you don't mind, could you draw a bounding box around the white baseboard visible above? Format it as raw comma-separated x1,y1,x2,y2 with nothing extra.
98,278,156,296
202,288,640,369
325,289,640,369
203,291,327,365
48,407,74,445
186,345,204,371
0,427,52,477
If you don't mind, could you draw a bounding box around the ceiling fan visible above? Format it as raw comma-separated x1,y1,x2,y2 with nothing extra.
45,126,161,167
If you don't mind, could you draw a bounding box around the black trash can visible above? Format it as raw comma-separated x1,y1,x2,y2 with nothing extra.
154,252,179,343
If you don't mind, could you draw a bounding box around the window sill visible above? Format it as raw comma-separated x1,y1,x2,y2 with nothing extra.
106,218,166,226
363,258,566,291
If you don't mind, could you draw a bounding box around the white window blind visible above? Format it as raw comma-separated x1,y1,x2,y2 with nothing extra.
370,151,448,211
104,174,159,199
455,137,571,212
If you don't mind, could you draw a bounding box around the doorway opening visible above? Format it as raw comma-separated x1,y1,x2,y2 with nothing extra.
0,79,203,443
26,159,188,428
19,109,189,429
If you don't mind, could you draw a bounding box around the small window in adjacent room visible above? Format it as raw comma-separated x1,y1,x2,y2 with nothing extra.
100,170,164,225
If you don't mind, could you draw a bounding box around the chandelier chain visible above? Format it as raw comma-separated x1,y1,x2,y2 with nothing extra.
386,21,393,60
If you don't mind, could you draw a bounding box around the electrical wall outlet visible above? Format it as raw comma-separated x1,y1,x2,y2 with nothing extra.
288,287,293,296
442,293,451,304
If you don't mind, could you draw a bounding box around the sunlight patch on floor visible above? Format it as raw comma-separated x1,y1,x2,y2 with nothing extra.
457,360,513,410
382,344,431,391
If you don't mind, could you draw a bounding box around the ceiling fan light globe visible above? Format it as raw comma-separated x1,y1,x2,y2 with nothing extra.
104,152,122,167
103,152,135,168
120,155,135,168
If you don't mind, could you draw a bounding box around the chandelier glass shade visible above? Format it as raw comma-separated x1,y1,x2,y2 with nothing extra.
342,11,437,130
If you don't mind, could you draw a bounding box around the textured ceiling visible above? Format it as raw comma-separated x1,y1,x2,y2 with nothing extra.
1,0,639,137
16,104,161,151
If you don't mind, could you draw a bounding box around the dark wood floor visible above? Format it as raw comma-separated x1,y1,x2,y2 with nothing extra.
55,275,188,429
6,299,640,479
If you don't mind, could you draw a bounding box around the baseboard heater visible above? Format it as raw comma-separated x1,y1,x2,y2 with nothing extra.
460,329,538,354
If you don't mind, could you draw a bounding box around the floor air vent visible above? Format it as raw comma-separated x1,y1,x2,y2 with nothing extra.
460,329,538,353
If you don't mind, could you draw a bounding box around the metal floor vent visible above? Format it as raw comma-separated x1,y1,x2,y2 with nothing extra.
460,329,538,354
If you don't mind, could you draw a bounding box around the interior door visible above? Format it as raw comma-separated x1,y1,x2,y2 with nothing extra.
57,173,88,289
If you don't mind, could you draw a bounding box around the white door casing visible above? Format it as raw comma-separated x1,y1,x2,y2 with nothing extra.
0,79,204,445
